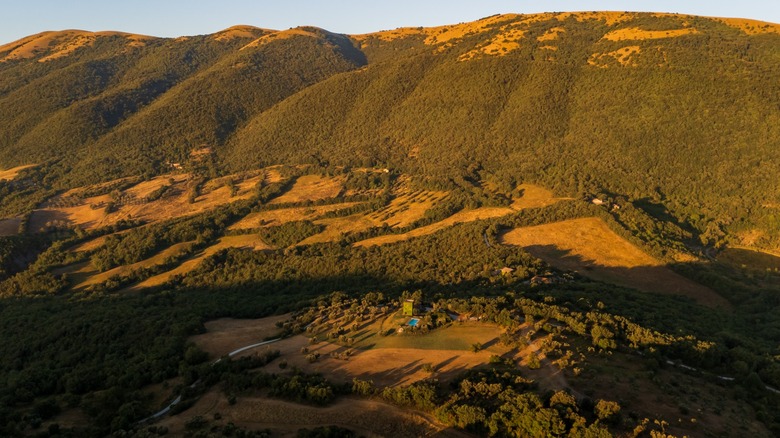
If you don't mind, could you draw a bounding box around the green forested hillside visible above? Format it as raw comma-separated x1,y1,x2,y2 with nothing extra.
1,13,777,249
1,14,780,436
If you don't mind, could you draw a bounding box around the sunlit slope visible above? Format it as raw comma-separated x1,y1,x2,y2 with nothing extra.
1,12,779,247
226,12,780,248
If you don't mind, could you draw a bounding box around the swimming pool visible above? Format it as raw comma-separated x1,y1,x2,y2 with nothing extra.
408,318,420,327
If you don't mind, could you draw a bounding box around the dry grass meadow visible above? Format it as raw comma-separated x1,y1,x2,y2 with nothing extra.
355,184,565,247
0,164,36,181
501,217,729,307
229,203,362,230
125,234,272,290
157,390,469,438
268,175,343,204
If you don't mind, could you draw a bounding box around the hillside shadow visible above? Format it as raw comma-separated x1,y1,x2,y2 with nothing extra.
521,243,731,309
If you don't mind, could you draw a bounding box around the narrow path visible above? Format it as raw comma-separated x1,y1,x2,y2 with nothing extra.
138,338,281,424
663,359,780,394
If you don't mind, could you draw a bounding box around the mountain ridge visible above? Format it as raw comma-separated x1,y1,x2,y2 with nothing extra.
1,11,779,250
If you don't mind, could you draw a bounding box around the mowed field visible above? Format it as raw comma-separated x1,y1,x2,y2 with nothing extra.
501,217,730,308
189,315,290,358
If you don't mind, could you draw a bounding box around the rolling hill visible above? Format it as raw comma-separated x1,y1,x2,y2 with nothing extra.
1,12,780,437
1,12,779,251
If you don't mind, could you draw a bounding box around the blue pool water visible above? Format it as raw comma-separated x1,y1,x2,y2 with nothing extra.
408,318,420,327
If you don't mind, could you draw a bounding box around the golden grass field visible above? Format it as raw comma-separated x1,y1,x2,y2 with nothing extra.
189,314,290,357
718,246,780,271
268,174,344,204
0,30,151,62
0,164,36,181
537,26,565,41
354,184,565,247
70,241,195,289
67,235,110,253
229,203,362,230
213,25,264,41
718,17,780,35
602,27,699,41
126,234,272,290
364,190,448,227
28,171,264,233
459,26,525,61
500,217,730,308
297,214,377,246
157,390,468,438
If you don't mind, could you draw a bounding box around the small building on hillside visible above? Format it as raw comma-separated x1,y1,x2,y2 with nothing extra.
402,299,417,316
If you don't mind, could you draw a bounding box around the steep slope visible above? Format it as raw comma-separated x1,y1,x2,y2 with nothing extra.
0,29,264,166
226,13,780,248
69,27,366,184
0,12,779,248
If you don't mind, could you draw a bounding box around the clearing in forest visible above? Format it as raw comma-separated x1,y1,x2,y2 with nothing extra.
156,390,466,438
27,171,263,232
602,27,699,41
268,175,344,204
500,217,729,308
354,184,565,247
229,202,362,230
296,214,377,246
189,315,290,358
69,241,196,290
718,246,780,271
364,190,448,228
192,313,535,388
0,164,36,181
125,234,272,290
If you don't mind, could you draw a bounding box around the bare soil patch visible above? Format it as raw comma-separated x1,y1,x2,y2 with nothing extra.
501,217,729,308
